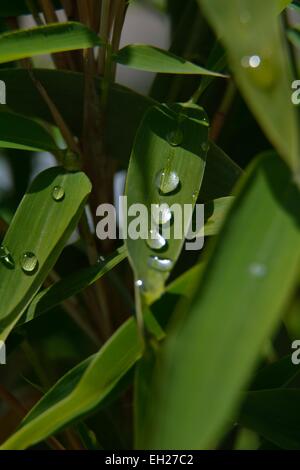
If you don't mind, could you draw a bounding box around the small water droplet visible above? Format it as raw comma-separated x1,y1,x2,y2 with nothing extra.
135,279,144,288
148,256,173,272
167,129,184,147
241,55,261,69
192,191,198,201
146,229,167,251
201,142,210,153
0,245,15,268
249,263,267,278
20,252,38,274
152,204,172,225
199,112,209,127
241,54,276,89
156,170,180,194
52,186,65,202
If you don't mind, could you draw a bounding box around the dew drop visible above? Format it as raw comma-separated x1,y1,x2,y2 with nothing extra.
146,229,167,251
135,279,144,288
20,252,39,274
148,256,173,272
249,263,267,278
0,245,15,268
152,204,172,225
192,191,198,201
241,54,276,89
156,170,180,195
167,129,184,147
241,54,261,69
52,186,65,202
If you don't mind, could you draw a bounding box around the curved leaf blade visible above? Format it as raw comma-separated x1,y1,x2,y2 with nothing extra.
114,44,228,77
144,153,300,449
0,22,102,64
0,109,58,152
199,0,299,172
125,103,208,301
0,167,92,341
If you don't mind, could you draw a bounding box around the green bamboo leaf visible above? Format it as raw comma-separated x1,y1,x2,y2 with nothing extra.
287,27,300,49
204,197,234,236
200,141,242,201
125,103,208,302
279,0,292,11
199,0,299,173
0,260,203,450
0,167,92,341
0,22,102,64
0,69,241,194
23,246,127,324
0,68,155,169
1,318,143,450
114,44,228,77
0,109,59,152
250,355,300,390
239,389,300,449
143,153,300,449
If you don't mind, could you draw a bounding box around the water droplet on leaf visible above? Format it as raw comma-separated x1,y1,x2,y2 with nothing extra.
249,263,267,278
52,186,65,202
241,54,276,89
146,229,167,251
20,252,39,274
167,129,184,147
148,256,173,272
152,204,172,225
0,245,15,268
156,170,180,194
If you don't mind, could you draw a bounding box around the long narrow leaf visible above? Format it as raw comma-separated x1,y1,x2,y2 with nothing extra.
0,167,91,341
143,153,300,449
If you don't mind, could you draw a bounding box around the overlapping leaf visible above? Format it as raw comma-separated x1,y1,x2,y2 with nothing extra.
143,153,300,449
199,0,299,173
0,22,102,64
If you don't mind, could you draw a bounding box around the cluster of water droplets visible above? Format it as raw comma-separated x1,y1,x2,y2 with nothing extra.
0,184,66,275
141,123,187,280
0,245,39,274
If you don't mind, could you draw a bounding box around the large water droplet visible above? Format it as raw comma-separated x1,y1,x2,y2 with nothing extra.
241,54,261,69
148,256,173,272
249,263,267,278
20,252,39,274
241,54,276,89
152,204,172,225
156,170,180,195
52,186,65,202
167,129,184,147
146,229,167,251
0,245,15,268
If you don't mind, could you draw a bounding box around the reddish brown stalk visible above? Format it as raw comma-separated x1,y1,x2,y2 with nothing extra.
38,0,75,70
210,80,236,142
0,384,65,450
0,218,8,236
